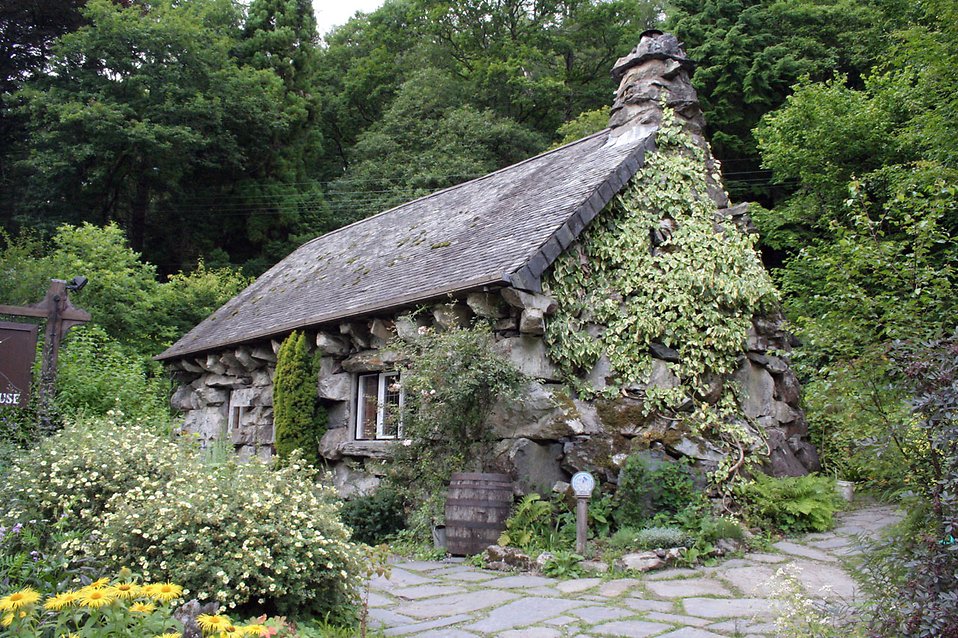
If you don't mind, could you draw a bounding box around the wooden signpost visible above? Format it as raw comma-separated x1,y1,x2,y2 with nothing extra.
0,278,91,427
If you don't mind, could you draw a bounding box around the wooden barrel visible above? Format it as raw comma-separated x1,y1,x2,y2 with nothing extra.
444,473,513,556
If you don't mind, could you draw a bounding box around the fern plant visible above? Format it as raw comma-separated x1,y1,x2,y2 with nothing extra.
498,494,555,551
737,473,841,534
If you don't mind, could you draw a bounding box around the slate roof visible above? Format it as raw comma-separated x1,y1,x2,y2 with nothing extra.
157,127,655,361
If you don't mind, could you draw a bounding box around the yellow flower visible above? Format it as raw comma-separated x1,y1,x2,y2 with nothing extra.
238,625,267,637
87,577,110,589
78,588,116,609
107,582,141,599
1,612,13,627
197,613,231,634
44,591,81,610
130,602,156,613
145,583,183,603
0,587,41,611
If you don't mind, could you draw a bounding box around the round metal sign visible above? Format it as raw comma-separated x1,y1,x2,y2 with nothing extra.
571,471,595,497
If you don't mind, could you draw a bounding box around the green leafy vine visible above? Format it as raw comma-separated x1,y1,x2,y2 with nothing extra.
543,107,778,441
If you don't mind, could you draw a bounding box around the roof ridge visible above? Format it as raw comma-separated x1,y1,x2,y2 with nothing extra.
296,128,614,250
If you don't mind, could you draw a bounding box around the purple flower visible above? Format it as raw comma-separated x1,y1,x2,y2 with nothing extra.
30,551,40,562
11,523,22,534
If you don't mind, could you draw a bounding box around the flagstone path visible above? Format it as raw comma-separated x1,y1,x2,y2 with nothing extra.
365,504,900,637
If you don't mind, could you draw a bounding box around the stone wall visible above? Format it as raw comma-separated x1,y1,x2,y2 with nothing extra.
167,344,278,462
167,282,819,497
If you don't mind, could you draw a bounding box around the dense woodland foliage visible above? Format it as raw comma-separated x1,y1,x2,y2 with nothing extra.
1,0,957,633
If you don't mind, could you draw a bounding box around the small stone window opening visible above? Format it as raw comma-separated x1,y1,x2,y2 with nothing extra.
355,371,403,440
226,389,253,438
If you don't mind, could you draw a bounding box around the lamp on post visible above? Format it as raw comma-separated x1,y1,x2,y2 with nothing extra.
571,471,596,555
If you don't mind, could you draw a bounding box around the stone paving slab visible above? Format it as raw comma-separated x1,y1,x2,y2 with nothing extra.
392,584,467,600
461,597,581,633
365,592,393,608
367,607,417,626
544,615,578,626
807,536,852,549
657,628,726,638
740,552,787,564
590,619,672,637
597,578,642,597
681,597,773,619
392,560,448,572
415,629,479,638
790,559,860,600
569,605,628,624
443,570,499,582
620,598,675,613
557,577,603,593
772,540,836,562
500,628,563,638
645,578,733,599
370,567,434,588
706,619,773,634
645,612,712,627
483,574,557,588
382,613,473,636
397,589,519,619
717,565,778,597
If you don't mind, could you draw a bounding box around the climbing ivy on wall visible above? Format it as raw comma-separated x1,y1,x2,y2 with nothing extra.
273,330,326,466
544,108,778,410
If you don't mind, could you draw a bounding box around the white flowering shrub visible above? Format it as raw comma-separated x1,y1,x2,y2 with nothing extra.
1,417,363,619
767,564,866,638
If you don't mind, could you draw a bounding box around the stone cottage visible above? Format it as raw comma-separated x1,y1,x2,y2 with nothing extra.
157,32,820,497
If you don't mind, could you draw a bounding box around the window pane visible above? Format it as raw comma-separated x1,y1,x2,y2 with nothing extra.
380,373,402,438
358,375,379,439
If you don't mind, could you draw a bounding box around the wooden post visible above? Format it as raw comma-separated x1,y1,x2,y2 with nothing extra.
0,279,91,431
575,495,589,555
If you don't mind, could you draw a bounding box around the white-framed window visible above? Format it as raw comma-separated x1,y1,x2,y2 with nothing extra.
355,372,403,440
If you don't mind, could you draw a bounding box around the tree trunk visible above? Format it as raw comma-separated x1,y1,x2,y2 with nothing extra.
130,175,149,252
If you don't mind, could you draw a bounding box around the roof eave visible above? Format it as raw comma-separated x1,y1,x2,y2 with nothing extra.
155,273,513,362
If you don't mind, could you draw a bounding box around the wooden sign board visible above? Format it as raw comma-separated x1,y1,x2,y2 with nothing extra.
0,321,38,408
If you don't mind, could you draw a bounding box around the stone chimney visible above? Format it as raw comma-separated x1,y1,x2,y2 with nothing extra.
608,30,728,208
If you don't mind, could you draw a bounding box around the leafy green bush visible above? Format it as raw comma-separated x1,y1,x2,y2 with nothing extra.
0,515,100,595
0,224,248,357
609,526,689,551
0,409,38,477
55,325,171,426
540,551,584,578
859,335,958,636
695,515,746,543
273,331,325,466
0,417,363,618
736,473,841,534
340,488,406,546
613,455,700,529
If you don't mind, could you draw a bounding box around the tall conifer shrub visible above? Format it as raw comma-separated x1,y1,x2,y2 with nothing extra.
273,331,324,465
